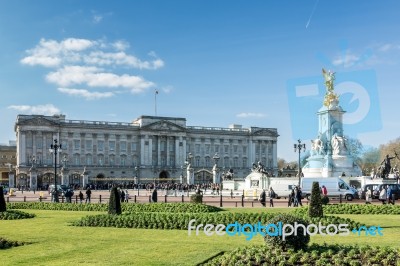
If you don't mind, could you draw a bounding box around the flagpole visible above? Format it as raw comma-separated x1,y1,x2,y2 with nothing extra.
155,89,158,116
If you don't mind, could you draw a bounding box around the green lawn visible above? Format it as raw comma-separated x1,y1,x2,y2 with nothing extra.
1,208,398,265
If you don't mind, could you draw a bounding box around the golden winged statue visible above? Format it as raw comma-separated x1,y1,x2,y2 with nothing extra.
322,68,339,107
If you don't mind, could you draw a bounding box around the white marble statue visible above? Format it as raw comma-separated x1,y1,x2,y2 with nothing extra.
311,138,324,156
331,134,347,155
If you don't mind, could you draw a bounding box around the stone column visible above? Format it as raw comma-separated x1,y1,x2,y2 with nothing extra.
61,167,69,186
9,171,15,188
82,168,89,188
29,168,38,191
186,167,194,184
212,166,219,184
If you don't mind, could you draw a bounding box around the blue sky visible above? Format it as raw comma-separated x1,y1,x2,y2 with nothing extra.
1,0,400,161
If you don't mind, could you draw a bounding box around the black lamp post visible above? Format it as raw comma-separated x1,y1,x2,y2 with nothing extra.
294,139,306,186
134,166,139,185
212,152,220,183
49,139,62,202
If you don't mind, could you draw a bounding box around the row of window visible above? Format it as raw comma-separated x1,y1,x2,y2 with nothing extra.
24,152,272,169
1,155,16,159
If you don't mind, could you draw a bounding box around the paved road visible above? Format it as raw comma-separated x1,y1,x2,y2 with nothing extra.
4,189,391,208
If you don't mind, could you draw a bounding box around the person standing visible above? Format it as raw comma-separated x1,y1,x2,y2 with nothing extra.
379,186,387,204
125,190,129,202
151,188,158,203
120,189,125,203
269,187,275,207
85,187,92,203
386,185,393,204
321,185,328,196
79,191,84,204
259,190,266,207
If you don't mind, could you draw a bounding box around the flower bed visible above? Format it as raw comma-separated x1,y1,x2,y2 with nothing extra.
72,211,363,232
293,204,400,215
203,244,400,266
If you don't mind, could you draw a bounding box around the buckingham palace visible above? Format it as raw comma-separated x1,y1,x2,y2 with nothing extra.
12,114,278,189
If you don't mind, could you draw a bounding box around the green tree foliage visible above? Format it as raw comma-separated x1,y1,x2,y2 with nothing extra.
0,187,6,212
378,138,400,167
345,136,363,164
359,147,380,175
190,194,203,204
308,181,323,217
108,187,121,215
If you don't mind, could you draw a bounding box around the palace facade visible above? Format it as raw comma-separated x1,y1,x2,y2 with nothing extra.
14,114,278,188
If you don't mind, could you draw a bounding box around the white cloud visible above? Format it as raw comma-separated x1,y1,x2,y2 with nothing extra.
112,40,130,51
7,104,61,115
236,112,266,118
47,66,154,93
21,37,164,98
20,38,95,67
332,52,360,67
57,88,114,100
161,85,173,94
379,44,392,52
21,38,163,69
93,15,103,24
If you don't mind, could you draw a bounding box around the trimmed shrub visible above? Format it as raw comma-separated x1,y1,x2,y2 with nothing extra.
264,213,310,251
190,194,203,204
0,237,26,249
0,186,6,212
321,195,329,205
0,210,35,220
308,181,323,217
7,202,223,213
108,187,121,215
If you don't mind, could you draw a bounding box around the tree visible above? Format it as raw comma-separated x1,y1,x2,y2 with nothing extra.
277,158,287,170
345,136,364,165
0,187,6,212
108,186,121,215
359,147,380,175
308,181,323,218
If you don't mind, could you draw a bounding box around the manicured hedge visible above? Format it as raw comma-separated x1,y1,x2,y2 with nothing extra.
72,212,276,230
0,237,27,249
7,202,223,213
72,211,363,232
0,210,35,220
203,244,400,266
293,204,400,215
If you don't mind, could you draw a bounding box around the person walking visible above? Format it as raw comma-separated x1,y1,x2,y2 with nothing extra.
269,187,275,207
296,187,303,207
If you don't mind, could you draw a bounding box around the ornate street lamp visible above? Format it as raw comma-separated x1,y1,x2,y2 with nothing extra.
49,139,62,202
212,152,220,166
294,139,306,186
212,152,220,183
134,166,139,185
